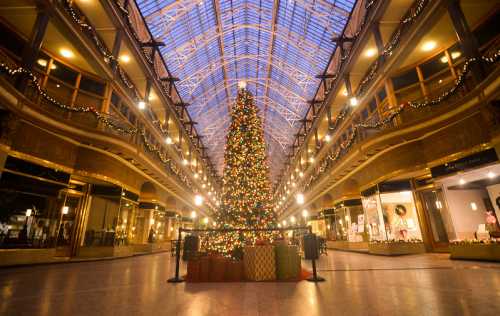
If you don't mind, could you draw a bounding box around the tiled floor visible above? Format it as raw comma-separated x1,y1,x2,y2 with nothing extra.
1,251,499,316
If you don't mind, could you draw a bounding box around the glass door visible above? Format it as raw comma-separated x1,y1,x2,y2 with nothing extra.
55,193,82,257
419,189,455,250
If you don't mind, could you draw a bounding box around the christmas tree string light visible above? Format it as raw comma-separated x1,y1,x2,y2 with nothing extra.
205,86,278,257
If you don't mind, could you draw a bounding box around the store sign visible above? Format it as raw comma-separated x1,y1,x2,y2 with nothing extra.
431,148,498,178
334,199,362,208
378,180,412,193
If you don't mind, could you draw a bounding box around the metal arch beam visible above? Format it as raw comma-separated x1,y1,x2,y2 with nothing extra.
187,78,307,118
186,86,311,125
198,102,295,150
144,0,350,36
178,55,318,96
199,114,231,137
262,0,279,130
143,1,199,25
161,24,322,68
211,0,231,109
293,0,351,19
253,95,302,124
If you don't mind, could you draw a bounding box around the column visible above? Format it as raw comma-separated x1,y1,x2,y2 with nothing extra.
16,9,50,90
344,73,353,97
314,128,320,151
111,28,123,76
447,0,485,81
372,23,385,62
327,105,333,129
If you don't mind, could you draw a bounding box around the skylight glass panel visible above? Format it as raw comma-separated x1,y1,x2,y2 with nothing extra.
136,0,356,177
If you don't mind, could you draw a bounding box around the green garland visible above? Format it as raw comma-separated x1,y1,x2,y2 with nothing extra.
279,51,500,210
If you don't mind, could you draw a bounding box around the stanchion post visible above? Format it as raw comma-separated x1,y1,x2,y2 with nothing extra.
168,227,185,283
305,228,325,283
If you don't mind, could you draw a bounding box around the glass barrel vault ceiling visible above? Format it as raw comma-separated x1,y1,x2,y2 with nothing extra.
136,0,356,181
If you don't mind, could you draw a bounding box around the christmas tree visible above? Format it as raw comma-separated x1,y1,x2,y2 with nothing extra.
207,84,278,256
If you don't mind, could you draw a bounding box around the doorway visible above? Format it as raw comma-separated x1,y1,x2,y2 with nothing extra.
418,188,455,251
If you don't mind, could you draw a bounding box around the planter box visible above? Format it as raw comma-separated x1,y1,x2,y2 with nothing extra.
327,241,369,252
77,246,133,258
450,243,500,262
0,248,57,267
369,242,426,256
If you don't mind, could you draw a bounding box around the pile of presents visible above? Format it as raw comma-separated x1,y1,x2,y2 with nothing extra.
186,240,302,282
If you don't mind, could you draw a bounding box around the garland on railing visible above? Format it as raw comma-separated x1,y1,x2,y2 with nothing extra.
280,0,378,194
0,63,137,135
62,0,143,101
357,0,428,97
138,129,195,191
59,0,219,200
115,1,155,65
279,0,434,205
283,51,500,210
0,63,216,204
62,0,116,64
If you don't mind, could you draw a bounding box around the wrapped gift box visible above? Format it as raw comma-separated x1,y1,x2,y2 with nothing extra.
275,244,301,280
225,260,244,281
186,259,201,282
243,245,276,281
209,256,228,282
199,256,211,282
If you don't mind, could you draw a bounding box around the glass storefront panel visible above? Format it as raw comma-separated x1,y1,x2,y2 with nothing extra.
420,189,456,243
0,169,70,249
115,200,137,246
83,195,120,247
0,190,61,248
332,204,366,242
334,208,347,241
362,194,387,241
437,164,500,241
362,190,423,241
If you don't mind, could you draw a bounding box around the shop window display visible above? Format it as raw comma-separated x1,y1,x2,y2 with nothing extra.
332,203,366,242
436,163,500,241
362,188,423,241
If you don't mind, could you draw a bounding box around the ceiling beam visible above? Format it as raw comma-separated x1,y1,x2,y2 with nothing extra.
262,0,281,128
211,0,231,111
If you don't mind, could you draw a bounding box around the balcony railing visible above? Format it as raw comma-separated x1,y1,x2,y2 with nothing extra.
0,49,204,196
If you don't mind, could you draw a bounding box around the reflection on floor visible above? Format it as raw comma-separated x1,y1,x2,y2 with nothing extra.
1,251,499,316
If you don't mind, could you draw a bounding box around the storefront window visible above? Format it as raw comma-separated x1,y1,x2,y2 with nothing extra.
0,190,61,249
153,211,167,242
57,195,81,247
83,194,120,247
0,161,70,249
437,164,500,241
362,188,423,241
334,208,347,241
115,200,137,246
